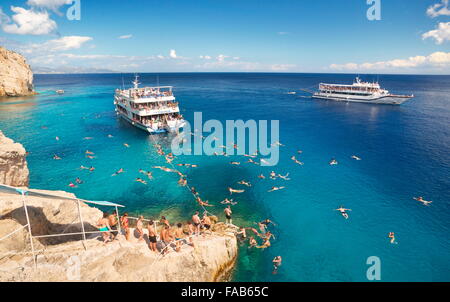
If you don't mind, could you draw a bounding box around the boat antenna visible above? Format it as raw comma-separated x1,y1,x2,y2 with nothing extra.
121,74,125,90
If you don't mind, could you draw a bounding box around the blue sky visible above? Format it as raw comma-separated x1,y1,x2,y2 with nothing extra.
0,0,449,73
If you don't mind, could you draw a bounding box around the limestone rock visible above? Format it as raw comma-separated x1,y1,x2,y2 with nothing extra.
0,47,34,97
0,131,29,187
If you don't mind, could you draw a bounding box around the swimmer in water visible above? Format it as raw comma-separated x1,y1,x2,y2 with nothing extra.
178,176,187,186
238,180,251,187
413,196,433,206
335,206,352,219
272,256,282,274
228,187,245,195
278,173,290,180
247,158,259,165
329,158,338,165
135,178,147,185
107,134,113,138
272,141,284,147
230,161,240,165
86,155,96,159
268,186,285,192
351,155,362,161
112,168,124,176
258,174,266,180
197,197,214,207
269,171,277,180
80,165,89,170
291,156,304,165
123,143,130,148
55,136,60,141
83,137,94,140
248,237,258,248
75,177,83,184
256,238,271,249
388,232,397,244
85,150,95,155
220,198,238,205
53,154,61,160
68,182,77,188
89,166,95,172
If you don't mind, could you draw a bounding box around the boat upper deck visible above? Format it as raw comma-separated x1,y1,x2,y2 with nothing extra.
115,86,176,103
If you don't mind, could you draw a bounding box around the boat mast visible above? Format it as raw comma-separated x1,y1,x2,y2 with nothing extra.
132,74,140,89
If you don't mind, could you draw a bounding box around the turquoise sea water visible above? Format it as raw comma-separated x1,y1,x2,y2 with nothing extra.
0,73,449,281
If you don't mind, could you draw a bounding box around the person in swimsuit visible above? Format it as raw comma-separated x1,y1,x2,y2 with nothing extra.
160,216,170,228
202,214,212,235
147,220,157,252
248,236,258,248
388,232,397,244
192,211,201,235
272,256,282,274
186,221,195,247
108,212,119,240
160,225,174,255
224,206,233,225
414,196,433,206
97,212,111,244
335,206,352,219
136,216,144,241
174,223,185,252
256,238,271,249
236,227,247,243
120,212,130,241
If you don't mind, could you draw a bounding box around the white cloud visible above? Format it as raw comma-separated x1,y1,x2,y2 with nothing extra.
216,54,229,62
270,64,296,71
118,34,132,39
41,36,93,51
169,49,177,59
422,22,450,44
157,54,165,59
277,32,289,35
330,51,450,73
0,6,57,35
427,0,450,18
199,55,211,60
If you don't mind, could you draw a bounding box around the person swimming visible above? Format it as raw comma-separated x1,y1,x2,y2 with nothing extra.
75,177,83,184
351,155,362,161
220,198,238,205
269,171,277,180
68,182,77,188
85,150,95,155
272,256,282,274
238,180,251,187
53,154,61,160
135,178,147,184
248,236,258,248
291,156,304,165
228,187,245,195
230,161,240,165
414,196,433,206
258,174,266,180
388,232,397,244
278,173,290,180
123,143,130,148
112,168,124,176
268,186,285,192
329,158,338,165
335,206,352,219
178,176,187,186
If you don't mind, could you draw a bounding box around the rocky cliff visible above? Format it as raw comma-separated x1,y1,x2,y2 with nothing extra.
0,133,238,282
0,47,34,97
0,131,29,187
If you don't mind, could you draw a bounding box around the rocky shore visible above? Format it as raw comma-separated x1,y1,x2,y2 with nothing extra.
0,132,238,282
0,47,34,97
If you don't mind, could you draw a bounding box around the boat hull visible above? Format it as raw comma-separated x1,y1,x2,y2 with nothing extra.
312,93,412,105
118,112,184,134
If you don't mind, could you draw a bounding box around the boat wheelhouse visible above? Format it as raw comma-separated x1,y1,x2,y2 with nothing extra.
114,75,185,133
312,77,413,105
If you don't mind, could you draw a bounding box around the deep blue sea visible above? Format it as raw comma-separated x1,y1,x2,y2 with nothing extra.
0,73,449,281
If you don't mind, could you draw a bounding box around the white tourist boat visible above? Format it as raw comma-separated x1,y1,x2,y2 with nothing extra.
114,75,185,133
312,77,414,105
